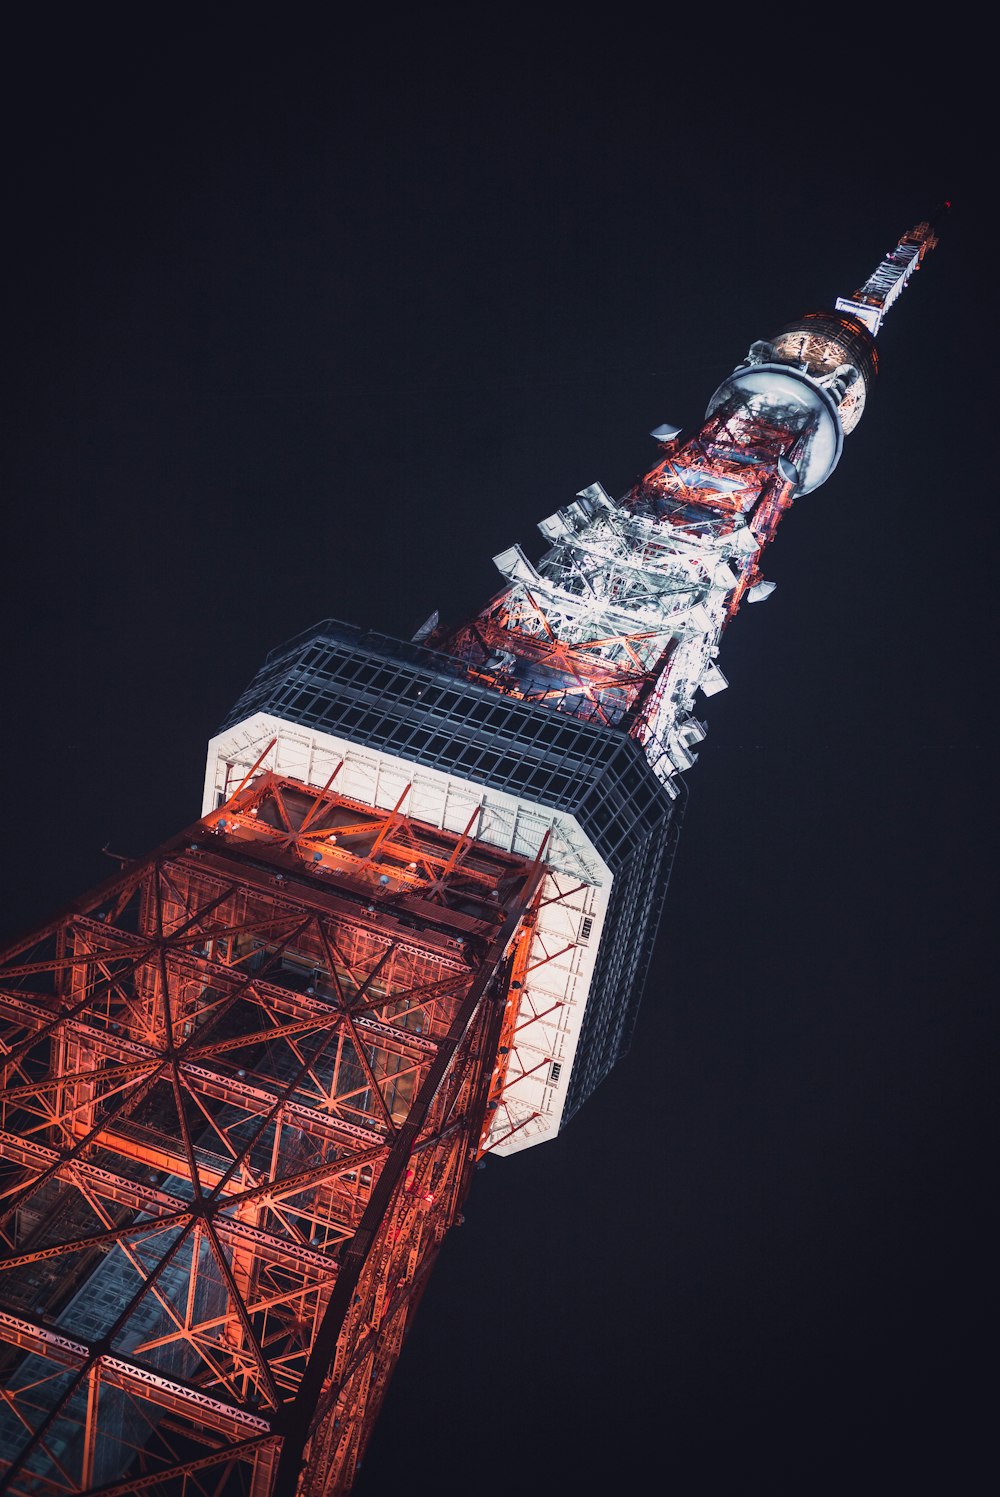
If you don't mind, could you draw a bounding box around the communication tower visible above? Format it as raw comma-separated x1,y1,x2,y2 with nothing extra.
0,218,939,1494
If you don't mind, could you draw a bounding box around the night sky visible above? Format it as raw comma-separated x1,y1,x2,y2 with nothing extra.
1,19,993,1496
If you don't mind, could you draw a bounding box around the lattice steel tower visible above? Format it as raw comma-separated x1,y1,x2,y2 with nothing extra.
0,217,939,1495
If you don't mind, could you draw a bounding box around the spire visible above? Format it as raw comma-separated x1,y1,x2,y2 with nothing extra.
835,213,943,335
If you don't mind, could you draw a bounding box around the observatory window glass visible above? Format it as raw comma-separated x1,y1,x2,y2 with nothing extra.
587,801,611,832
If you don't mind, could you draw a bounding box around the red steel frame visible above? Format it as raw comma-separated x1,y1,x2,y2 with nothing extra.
435,402,801,733
0,773,543,1494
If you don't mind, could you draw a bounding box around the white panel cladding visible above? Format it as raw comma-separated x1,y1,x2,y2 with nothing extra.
204,712,613,1155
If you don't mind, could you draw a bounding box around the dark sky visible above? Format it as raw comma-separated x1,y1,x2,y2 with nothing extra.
1,18,994,1496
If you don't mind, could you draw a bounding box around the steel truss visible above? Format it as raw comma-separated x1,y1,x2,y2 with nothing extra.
437,403,800,793
836,218,938,334
0,774,543,1494
433,217,941,799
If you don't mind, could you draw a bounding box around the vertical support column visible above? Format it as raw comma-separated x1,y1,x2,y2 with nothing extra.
80,1364,100,1489
250,1439,281,1497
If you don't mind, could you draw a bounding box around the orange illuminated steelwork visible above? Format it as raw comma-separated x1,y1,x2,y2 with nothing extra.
0,775,542,1494
0,212,941,1493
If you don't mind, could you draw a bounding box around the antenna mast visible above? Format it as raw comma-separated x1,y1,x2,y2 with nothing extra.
836,217,942,334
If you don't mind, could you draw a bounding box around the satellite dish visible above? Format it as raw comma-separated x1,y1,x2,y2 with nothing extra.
747,580,777,604
778,456,800,487
411,609,439,643
650,422,681,442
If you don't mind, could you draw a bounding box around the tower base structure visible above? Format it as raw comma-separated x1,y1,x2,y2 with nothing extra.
0,773,543,1494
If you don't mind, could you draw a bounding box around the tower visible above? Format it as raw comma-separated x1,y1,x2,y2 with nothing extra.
0,218,939,1494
